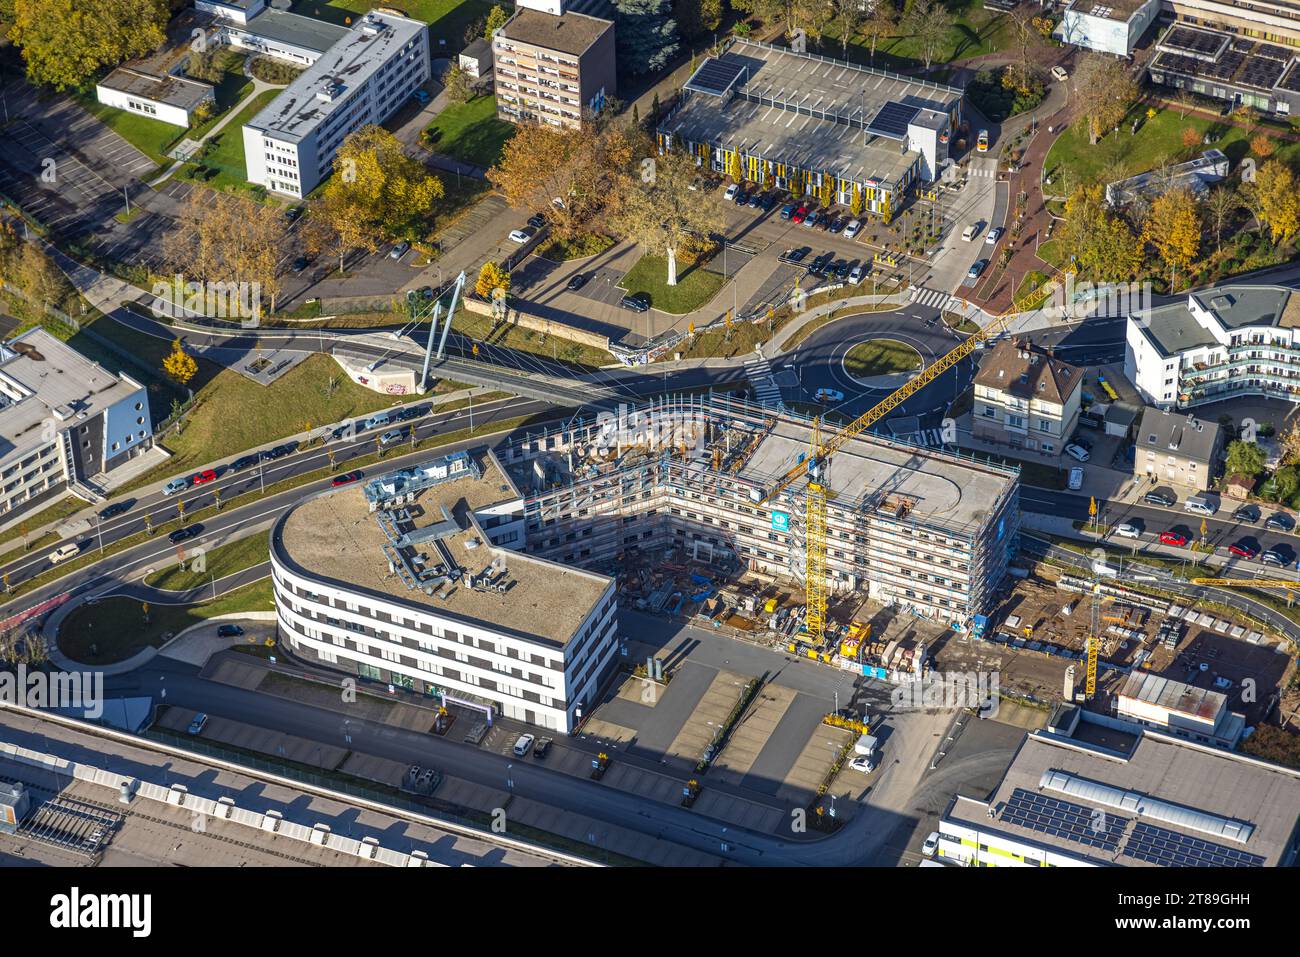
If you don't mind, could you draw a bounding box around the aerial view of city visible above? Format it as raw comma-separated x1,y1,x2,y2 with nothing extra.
0,0,1293,924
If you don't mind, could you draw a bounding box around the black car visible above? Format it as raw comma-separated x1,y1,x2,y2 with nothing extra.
735,189,751,205
1265,512,1294,531
1233,504,1260,525
1261,548,1288,567
783,246,810,264
532,737,552,759
759,193,777,211
395,406,424,422
231,454,261,471
168,524,203,544
565,273,588,291
621,292,651,312
833,259,851,280
292,256,310,273
98,501,131,520
1144,490,1176,507
527,213,547,230
746,191,762,208
827,217,845,234
418,286,434,300
810,252,834,275
285,206,301,222
261,442,296,461
216,624,245,638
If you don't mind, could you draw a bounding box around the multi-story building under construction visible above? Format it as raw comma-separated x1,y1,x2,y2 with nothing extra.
496,395,1021,628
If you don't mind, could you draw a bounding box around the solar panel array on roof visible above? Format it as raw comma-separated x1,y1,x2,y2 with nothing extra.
867,100,920,139
1256,42,1293,61
1240,57,1285,90
1165,26,1223,55
1123,822,1265,867
1000,788,1129,852
1280,61,1300,93
685,57,746,96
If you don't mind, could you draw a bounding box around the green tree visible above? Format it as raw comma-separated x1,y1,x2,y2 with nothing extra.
484,4,509,37
612,0,679,75
675,0,721,40
443,63,471,104
1225,439,1266,479
11,0,168,91
614,149,724,286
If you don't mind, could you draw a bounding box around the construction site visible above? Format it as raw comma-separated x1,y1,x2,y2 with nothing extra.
931,553,1299,732
494,393,1021,669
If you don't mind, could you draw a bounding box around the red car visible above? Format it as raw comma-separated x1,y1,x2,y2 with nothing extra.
1159,531,1189,547
331,470,363,487
1228,542,1258,559
791,205,808,224
190,469,217,486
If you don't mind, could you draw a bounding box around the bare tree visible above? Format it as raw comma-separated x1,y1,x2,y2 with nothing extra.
1204,185,1240,254
902,0,954,72
859,0,897,62
1073,53,1138,144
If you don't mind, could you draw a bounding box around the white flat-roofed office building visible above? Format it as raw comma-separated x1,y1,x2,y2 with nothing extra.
1056,0,1161,56
0,329,152,520
242,9,430,198
270,450,619,733
1125,284,1300,408
218,7,350,65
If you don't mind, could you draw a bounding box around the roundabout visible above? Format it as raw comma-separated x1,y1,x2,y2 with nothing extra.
784,304,976,435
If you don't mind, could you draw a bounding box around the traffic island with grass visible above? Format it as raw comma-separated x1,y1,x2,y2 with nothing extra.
843,338,923,378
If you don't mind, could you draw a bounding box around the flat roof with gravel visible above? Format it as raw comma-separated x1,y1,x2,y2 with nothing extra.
278,454,611,648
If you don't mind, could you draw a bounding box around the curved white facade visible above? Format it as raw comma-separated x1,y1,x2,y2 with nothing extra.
270,505,618,733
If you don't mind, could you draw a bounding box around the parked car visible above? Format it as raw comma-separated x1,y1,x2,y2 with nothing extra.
967,258,988,279
1144,489,1176,508
395,406,423,422
810,252,834,275
1233,504,1260,524
232,454,261,471
190,469,217,486
389,240,410,259
163,478,189,496
921,832,940,857
985,226,1004,245
410,88,431,105
724,183,740,202
169,524,203,544
1051,65,1069,82
832,259,850,280
527,213,547,229
784,246,810,264
216,624,245,638
565,273,589,291
532,737,552,758
815,388,844,403
187,713,208,735
1068,467,1083,490
746,191,762,208
329,424,353,442
848,262,866,284
843,218,862,239
803,210,821,229
759,192,777,211
791,205,809,224
292,256,310,273
621,292,651,312
379,428,406,446
512,734,535,757
1228,542,1258,559
1159,531,1189,547
828,216,846,234
507,227,535,244
1262,548,1287,566
780,203,797,220
1114,521,1142,539
1064,443,1091,462
1265,512,1294,531
98,501,131,519
849,754,877,774
331,471,363,487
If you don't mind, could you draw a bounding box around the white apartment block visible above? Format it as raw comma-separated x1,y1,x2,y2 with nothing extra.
1125,284,1300,409
242,10,430,198
271,451,619,733
0,330,152,521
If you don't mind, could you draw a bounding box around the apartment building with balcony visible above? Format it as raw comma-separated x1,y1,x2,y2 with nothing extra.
241,10,430,198
1134,407,1222,491
0,330,152,522
969,339,1083,460
491,5,616,129
1125,284,1300,409
271,450,619,733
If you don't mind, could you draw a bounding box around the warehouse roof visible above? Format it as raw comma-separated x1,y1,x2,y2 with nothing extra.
277,451,611,648
947,728,1300,866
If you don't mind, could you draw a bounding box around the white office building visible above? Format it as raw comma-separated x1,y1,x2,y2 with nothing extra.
270,450,620,733
242,10,430,198
1125,284,1300,409
1056,0,1161,56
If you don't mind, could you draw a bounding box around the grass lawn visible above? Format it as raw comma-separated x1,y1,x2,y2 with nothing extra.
144,534,271,591
1044,105,1300,190
57,579,275,665
294,0,495,51
423,95,515,167
68,319,189,420
180,88,282,193
619,254,725,315
74,94,180,167
817,0,1013,74
537,233,616,262
843,338,923,377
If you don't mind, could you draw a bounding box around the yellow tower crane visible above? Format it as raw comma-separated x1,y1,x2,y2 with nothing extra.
758,306,1011,646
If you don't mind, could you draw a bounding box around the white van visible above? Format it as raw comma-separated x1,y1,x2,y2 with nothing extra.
363,412,392,431
961,224,980,242
1051,65,1069,82
1184,495,1218,516
48,543,80,565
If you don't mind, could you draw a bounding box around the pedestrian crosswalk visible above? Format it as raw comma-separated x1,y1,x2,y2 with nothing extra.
969,166,996,178
911,287,958,310
744,357,782,405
